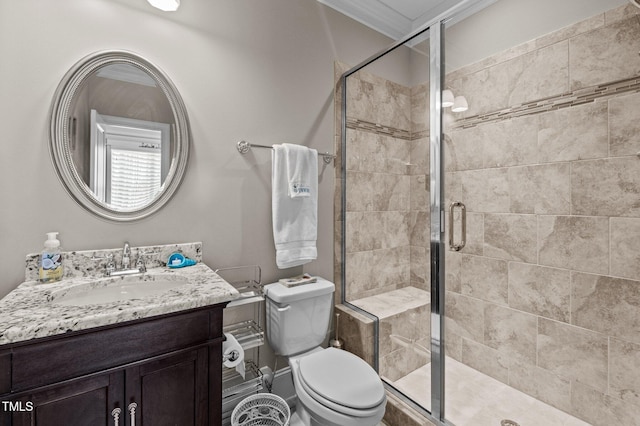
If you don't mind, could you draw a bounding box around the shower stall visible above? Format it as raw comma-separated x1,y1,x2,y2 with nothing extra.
335,1,640,425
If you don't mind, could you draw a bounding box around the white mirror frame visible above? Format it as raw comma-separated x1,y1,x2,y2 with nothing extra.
49,50,190,222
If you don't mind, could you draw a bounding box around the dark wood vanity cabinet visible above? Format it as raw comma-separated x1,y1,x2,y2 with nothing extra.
0,304,226,426
10,373,122,426
127,347,209,425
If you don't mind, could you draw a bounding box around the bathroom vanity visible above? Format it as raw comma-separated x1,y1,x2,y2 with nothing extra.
1,306,224,426
0,243,239,425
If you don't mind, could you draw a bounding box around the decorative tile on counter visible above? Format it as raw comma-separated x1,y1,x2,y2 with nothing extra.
1,244,238,346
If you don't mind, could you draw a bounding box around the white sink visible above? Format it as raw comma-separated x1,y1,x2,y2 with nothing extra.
52,275,188,306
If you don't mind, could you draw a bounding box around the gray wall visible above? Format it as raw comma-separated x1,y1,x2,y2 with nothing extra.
0,0,394,298
445,0,628,71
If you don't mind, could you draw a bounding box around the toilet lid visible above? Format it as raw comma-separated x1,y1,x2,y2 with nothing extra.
298,348,385,410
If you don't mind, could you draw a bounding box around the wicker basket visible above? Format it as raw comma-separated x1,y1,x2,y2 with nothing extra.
231,393,290,426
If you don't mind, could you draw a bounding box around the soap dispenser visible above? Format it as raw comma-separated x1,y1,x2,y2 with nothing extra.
39,232,63,283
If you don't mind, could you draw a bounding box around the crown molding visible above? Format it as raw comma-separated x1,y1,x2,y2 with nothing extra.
318,0,411,40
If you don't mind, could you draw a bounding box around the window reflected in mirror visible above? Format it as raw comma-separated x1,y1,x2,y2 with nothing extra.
89,110,170,210
68,63,175,210
49,51,190,221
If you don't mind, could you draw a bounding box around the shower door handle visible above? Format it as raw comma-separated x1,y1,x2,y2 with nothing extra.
448,201,466,251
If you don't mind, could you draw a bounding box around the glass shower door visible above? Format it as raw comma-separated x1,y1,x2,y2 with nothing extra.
339,24,437,420
441,1,640,425
341,1,640,425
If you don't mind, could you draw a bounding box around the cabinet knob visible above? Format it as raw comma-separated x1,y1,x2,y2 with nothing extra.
111,407,121,426
128,402,138,426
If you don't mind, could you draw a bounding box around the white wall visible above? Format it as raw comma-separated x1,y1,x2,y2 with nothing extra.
0,0,394,298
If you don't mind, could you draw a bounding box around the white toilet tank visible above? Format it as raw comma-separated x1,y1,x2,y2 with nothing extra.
264,278,335,356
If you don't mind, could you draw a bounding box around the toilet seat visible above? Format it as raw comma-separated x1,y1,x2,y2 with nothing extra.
297,348,385,416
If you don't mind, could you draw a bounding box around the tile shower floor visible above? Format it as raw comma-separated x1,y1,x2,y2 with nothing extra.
392,357,589,426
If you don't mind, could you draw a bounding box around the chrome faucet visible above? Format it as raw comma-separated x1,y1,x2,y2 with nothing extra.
122,241,131,270
92,242,156,277
94,242,145,277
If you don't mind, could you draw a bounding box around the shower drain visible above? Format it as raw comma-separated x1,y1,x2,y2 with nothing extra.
501,420,520,426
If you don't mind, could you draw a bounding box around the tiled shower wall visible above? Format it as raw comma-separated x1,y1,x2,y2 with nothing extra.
336,63,431,302
335,3,640,425
443,4,640,425
332,60,432,385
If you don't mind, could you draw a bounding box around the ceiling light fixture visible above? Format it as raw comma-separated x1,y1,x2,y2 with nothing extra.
147,0,180,11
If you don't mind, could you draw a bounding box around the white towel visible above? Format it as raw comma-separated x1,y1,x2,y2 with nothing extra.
272,143,318,269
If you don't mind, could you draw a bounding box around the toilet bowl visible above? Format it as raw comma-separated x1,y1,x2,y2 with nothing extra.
288,347,386,426
264,279,386,426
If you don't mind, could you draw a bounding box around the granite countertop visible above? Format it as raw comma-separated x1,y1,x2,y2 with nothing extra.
0,247,239,346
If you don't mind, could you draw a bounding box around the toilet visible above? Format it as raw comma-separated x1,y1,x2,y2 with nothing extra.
264,278,386,426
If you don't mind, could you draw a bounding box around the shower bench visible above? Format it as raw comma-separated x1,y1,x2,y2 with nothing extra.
336,286,431,381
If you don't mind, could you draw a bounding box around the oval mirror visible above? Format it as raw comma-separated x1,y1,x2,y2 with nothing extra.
49,50,190,221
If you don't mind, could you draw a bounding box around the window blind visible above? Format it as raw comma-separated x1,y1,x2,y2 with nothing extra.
109,148,162,210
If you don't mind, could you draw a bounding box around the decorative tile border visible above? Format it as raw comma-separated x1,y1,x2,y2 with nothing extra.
411,129,429,140
451,75,640,130
346,117,412,140
348,74,640,136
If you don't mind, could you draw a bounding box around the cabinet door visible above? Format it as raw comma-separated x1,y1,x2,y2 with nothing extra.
10,372,123,426
126,347,208,426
